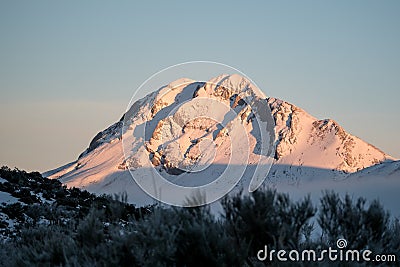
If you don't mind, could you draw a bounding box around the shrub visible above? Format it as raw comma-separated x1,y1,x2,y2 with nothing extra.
318,191,390,251
222,189,316,254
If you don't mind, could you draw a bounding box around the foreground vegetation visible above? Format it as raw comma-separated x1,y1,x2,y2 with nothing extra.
0,167,399,266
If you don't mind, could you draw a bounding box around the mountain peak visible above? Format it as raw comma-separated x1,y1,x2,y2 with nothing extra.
47,75,393,205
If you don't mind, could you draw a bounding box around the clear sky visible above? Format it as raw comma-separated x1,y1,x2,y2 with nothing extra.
0,0,399,172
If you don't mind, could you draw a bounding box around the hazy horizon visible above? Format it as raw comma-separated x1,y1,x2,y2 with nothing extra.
1,1,399,172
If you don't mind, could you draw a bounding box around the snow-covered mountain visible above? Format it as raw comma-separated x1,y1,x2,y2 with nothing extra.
46,74,397,207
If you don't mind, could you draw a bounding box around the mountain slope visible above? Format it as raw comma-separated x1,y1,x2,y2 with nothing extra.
47,74,394,205
0,167,149,241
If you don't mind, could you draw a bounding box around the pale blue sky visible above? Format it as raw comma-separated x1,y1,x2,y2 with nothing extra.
0,1,399,171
